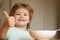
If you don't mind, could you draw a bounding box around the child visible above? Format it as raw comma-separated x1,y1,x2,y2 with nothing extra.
0,3,41,40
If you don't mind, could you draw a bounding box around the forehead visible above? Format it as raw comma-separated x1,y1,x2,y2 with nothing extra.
15,7,29,13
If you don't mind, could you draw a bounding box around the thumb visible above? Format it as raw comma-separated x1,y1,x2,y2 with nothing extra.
3,11,9,18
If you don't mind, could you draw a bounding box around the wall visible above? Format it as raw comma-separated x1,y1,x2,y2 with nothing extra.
0,0,10,28
0,0,57,30
42,0,57,30
11,0,57,30
56,0,60,39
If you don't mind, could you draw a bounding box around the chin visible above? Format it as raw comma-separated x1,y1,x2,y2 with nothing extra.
16,23,27,26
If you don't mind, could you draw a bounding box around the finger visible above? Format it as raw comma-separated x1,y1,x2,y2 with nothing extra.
3,11,9,18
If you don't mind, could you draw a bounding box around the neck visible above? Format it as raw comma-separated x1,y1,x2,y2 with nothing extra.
16,25,27,31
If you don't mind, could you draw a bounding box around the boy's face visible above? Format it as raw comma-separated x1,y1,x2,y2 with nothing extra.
14,8,30,27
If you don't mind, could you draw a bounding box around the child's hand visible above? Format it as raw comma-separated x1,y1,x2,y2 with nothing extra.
3,11,15,27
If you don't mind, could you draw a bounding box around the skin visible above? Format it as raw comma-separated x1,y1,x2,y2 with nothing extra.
0,8,49,40
14,8,30,30
0,8,30,39
0,11,15,40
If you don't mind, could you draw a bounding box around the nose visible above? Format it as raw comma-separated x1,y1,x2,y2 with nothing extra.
20,14,24,18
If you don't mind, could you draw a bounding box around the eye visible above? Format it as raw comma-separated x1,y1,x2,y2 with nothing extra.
16,14,20,15
24,14,28,16
15,12,20,15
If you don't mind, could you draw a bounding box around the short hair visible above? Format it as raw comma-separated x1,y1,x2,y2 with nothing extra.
9,3,33,29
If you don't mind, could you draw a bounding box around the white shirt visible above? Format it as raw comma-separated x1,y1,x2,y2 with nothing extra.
7,27,35,40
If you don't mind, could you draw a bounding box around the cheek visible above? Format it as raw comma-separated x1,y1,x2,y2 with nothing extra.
26,16,29,21
14,15,19,19
14,16,19,21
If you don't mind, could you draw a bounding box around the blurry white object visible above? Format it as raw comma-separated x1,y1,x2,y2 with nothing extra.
33,30,56,39
31,29,60,39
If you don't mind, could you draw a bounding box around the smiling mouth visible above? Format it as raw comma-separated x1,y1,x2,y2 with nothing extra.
18,19,26,21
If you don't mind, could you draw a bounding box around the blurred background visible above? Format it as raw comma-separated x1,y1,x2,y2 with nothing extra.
0,0,60,40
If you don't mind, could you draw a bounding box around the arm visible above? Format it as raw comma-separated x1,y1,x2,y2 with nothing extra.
0,20,10,40
29,31,41,40
0,11,15,40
